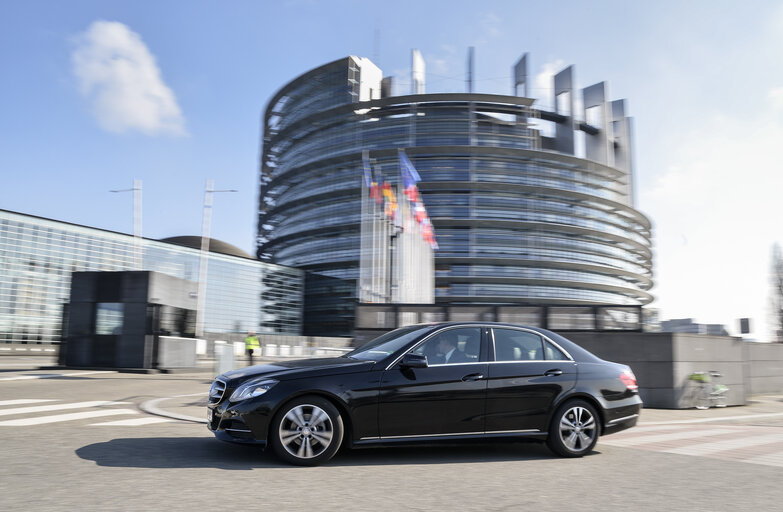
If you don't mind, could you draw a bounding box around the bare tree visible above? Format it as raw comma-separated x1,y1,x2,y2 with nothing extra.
771,243,783,342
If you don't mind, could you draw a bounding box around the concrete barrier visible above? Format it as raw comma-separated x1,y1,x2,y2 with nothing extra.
157,336,198,369
213,341,235,374
564,332,749,409
746,342,783,395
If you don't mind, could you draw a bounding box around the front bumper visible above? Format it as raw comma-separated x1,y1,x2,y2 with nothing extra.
207,395,275,446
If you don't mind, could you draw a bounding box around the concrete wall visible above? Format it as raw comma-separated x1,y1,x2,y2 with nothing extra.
564,332,749,409
746,343,783,395
158,336,197,368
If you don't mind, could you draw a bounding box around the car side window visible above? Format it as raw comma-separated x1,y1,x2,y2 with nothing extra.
411,327,481,365
492,328,544,361
544,340,570,360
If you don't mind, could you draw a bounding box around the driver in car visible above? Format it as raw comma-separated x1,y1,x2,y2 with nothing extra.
437,334,468,364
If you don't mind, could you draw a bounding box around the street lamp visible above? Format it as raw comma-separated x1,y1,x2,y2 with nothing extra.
110,179,143,270
194,179,238,338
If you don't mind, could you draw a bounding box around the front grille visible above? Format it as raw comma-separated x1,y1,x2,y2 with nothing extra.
209,379,227,404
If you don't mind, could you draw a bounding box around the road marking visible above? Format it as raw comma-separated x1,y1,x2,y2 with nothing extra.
0,409,138,426
89,417,172,426
0,399,58,407
0,371,116,381
744,449,783,467
602,428,740,447
617,425,686,434
663,432,783,457
0,401,130,416
641,412,783,425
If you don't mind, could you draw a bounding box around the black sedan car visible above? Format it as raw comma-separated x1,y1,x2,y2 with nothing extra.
207,322,641,465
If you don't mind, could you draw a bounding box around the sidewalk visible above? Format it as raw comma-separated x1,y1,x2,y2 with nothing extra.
638,394,783,425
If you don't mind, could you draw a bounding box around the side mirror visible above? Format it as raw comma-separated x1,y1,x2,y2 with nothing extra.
400,353,428,369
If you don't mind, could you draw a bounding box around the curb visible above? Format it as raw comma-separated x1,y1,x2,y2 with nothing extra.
140,394,207,424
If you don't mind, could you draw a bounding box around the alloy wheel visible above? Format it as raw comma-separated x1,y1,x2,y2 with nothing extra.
278,404,335,459
558,405,597,452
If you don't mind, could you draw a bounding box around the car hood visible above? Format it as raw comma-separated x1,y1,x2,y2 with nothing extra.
219,357,373,385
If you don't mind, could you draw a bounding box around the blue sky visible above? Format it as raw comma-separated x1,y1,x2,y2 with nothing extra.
2,1,783,338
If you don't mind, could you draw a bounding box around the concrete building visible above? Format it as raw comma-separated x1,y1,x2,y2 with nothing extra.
0,209,303,345
661,318,729,336
257,54,654,335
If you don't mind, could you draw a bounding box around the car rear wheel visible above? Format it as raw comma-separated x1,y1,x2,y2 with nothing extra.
270,396,343,466
547,399,599,457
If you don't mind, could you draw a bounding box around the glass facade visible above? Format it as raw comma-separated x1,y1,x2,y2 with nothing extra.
258,57,653,335
0,209,303,344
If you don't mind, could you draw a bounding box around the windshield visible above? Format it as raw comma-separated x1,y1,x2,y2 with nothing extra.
345,325,435,362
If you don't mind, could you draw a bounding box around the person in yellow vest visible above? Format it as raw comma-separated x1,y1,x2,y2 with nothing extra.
244,331,260,366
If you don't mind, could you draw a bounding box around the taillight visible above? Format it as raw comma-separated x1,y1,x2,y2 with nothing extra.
619,368,638,391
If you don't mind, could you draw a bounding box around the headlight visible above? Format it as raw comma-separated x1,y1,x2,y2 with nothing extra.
229,379,278,402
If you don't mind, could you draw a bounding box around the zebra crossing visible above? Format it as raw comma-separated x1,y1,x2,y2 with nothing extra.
601,422,783,468
0,398,173,427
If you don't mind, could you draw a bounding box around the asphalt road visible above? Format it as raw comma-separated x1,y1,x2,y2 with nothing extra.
1,359,782,512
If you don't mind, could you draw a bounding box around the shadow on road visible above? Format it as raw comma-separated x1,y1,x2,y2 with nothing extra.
76,437,569,469
76,437,276,470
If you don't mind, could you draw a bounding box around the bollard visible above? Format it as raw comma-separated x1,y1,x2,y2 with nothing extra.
214,341,235,374
264,344,278,357
280,344,290,356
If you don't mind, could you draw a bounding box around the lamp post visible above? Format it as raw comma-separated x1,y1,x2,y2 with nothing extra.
110,179,143,270
194,179,238,338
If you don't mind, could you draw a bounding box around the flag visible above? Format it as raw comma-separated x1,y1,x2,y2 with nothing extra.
382,182,398,219
414,202,427,224
399,149,422,200
362,151,372,189
420,218,438,249
370,170,383,204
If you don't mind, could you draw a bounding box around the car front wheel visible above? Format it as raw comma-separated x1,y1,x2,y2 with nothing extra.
547,399,599,457
270,396,343,466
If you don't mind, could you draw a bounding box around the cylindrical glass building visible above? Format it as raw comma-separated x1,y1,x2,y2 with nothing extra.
258,56,653,335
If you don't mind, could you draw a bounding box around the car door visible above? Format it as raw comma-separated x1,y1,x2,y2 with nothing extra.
377,326,488,437
485,327,577,433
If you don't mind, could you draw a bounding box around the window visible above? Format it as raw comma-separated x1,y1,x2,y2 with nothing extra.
158,306,196,337
411,327,481,364
345,325,434,362
544,340,570,361
492,328,544,361
95,303,124,335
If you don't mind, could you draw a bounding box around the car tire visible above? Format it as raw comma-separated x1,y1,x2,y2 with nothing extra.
547,399,599,458
270,395,344,466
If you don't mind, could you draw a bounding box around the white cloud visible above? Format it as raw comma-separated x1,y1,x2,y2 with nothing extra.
71,21,187,136
480,12,503,39
768,86,783,111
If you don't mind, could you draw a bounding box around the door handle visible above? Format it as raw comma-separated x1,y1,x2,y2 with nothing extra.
544,369,563,377
462,373,484,382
